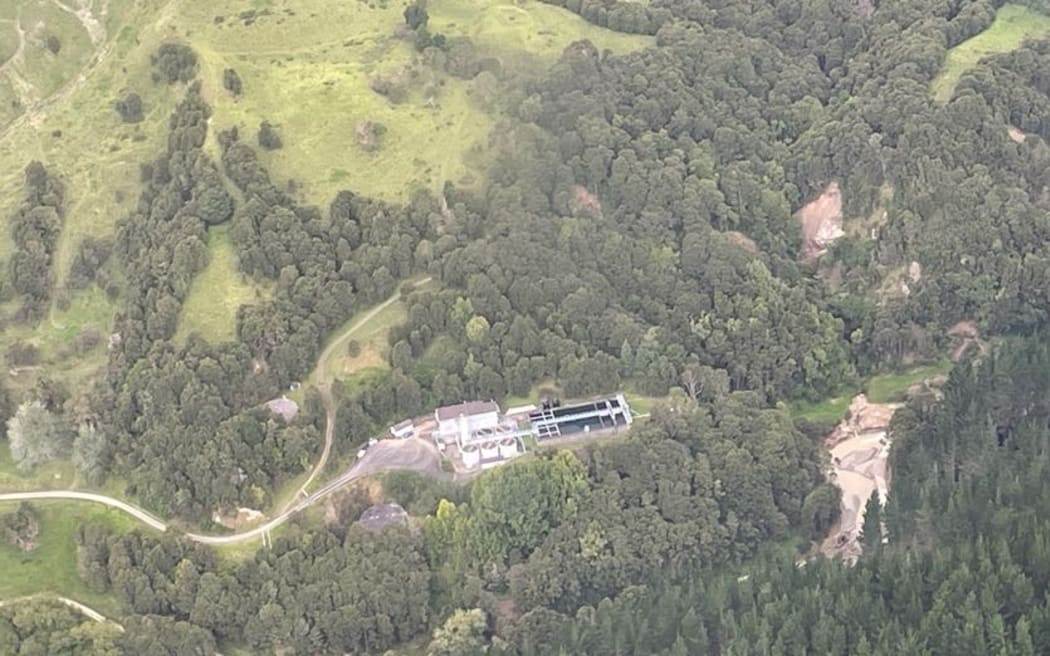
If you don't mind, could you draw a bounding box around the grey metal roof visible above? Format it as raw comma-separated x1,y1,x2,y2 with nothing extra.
435,400,499,421
356,503,408,531
266,397,299,421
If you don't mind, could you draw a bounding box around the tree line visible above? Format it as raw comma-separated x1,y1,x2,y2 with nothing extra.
4,162,65,322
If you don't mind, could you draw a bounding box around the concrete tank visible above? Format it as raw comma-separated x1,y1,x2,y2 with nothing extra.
461,444,480,468
480,441,500,460
498,438,517,459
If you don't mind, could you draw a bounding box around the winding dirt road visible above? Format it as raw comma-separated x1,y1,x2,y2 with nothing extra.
0,280,440,544
0,594,114,625
286,276,433,508
0,439,438,545
312,277,432,384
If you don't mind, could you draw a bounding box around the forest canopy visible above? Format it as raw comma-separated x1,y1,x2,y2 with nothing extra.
4,0,1050,653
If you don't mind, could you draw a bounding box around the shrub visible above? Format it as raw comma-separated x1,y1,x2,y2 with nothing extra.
151,43,198,84
114,93,144,123
223,68,243,96
258,121,283,150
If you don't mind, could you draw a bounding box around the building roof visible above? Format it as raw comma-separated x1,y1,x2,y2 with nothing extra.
391,419,414,431
266,396,299,421
436,400,499,421
356,503,408,531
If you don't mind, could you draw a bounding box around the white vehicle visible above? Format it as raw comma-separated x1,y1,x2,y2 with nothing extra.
368,438,378,446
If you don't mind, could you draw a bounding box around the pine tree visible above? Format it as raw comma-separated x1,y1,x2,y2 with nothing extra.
1015,617,1035,656
861,490,882,553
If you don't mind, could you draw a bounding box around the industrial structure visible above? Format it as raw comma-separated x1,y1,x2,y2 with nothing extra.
434,401,501,446
528,393,632,439
389,419,415,439
425,394,633,470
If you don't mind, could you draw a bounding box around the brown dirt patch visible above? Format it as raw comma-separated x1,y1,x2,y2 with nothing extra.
821,394,898,561
825,394,898,448
948,320,988,362
570,185,602,218
796,182,844,261
726,230,760,254
212,507,265,530
1008,126,1026,143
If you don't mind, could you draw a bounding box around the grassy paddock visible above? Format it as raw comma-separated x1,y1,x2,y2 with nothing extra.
176,225,267,344
0,448,76,493
430,0,651,64
318,298,407,384
931,4,1050,102
865,360,951,403
0,0,652,391
788,361,953,422
788,395,852,424
0,500,140,617
0,285,113,397
15,0,96,99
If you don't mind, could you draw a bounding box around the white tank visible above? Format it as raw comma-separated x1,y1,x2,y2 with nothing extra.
481,441,500,460
498,438,517,459
461,444,480,468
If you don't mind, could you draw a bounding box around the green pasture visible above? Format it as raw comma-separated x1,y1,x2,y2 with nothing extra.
0,500,140,617
176,225,266,344
788,395,852,424
0,0,652,390
430,0,651,65
931,4,1050,102
865,360,951,403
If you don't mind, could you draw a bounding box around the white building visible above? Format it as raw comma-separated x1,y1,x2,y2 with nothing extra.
434,400,500,446
389,419,415,439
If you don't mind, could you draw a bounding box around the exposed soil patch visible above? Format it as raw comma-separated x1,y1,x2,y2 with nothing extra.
1008,126,1026,143
354,120,385,151
570,184,602,218
726,230,760,254
948,319,988,361
212,507,264,530
822,394,899,561
908,260,922,282
824,394,897,449
797,181,844,261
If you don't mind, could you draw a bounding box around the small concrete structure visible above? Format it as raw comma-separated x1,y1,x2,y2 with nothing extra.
266,396,299,421
480,440,500,461
498,437,517,459
389,419,415,439
357,503,408,531
461,443,480,468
